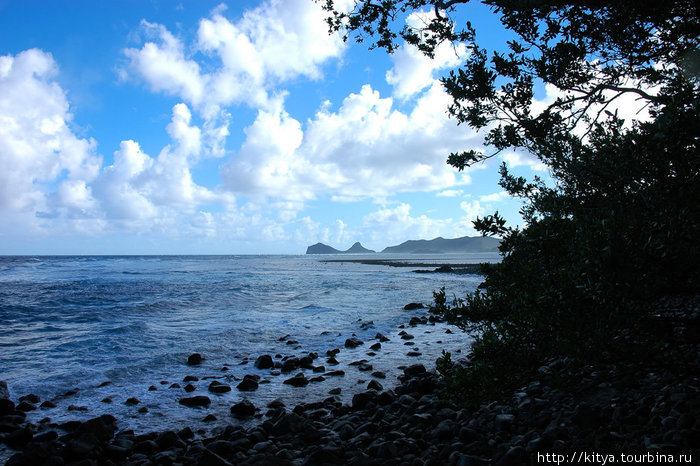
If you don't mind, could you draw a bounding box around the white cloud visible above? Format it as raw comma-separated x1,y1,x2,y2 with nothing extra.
362,202,454,244
124,0,346,116
0,49,101,214
501,151,547,172
386,11,467,99
436,189,464,198
459,200,485,224
223,82,479,204
479,191,510,203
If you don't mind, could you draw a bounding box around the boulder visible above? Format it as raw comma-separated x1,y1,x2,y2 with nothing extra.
230,400,256,418
0,381,10,400
283,373,309,387
254,354,274,369
403,364,427,377
404,302,424,310
179,395,211,407
345,337,364,348
187,353,204,366
237,375,259,392
208,381,232,393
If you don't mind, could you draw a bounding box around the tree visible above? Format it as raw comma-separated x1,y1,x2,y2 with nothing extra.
322,0,700,400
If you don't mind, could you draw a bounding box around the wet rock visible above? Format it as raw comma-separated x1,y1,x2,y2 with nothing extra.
203,414,217,422
313,365,326,373
183,375,199,382
237,375,260,392
358,362,373,372
326,370,346,377
15,401,36,412
400,333,415,340
184,383,196,392
352,391,378,410
231,400,256,418
0,381,9,400
39,400,56,408
271,412,306,435
187,353,204,365
404,364,427,377
329,387,342,395
125,397,140,405
284,373,309,387
367,380,383,391
148,385,158,391
404,302,424,310
179,395,211,407
326,357,339,365
407,351,422,356
281,357,300,373
375,332,390,342
255,354,274,369
19,394,40,404
4,427,33,448
372,371,386,379
68,404,88,411
169,382,181,388
0,398,14,415
209,381,232,393
345,337,364,348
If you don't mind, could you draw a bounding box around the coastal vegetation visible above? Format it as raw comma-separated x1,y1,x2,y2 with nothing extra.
322,0,700,401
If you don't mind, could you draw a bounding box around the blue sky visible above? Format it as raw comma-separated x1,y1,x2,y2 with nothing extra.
0,0,548,254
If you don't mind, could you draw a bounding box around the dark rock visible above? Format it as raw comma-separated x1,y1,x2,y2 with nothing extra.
40,400,56,409
169,382,181,388
199,448,234,466
313,365,326,373
148,385,158,391
367,380,383,391
236,375,259,392
375,332,390,342
184,383,196,392
208,381,232,393
352,391,378,410
230,400,256,418
404,364,427,377
358,362,373,372
187,353,204,365
0,381,9,400
281,357,300,373
178,426,194,440
179,395,211,407
255,354,274,369
0,398,14,415
283,373,309,387
19,394,40,404
497,446,527,466
326,357,339,365
329,388,342,395
271,412,306,436
407,351,422,357
16,401,36,412
371,371,386,379
370,342,381,350
203,413,217,422
404,302,424,310
4,427,33,448
400,333,415,340
183,375,199,382
125,397,140,405
326,370,345,376
101,397,112,403
345,337,364,348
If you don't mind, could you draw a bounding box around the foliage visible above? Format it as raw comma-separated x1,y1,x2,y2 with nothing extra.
322,0,700,401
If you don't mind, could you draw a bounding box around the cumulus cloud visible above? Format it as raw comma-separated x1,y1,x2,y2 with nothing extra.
386,11,467,99
362,203,454,244
223,82,479,204
0,49,101,215
124,0,346,116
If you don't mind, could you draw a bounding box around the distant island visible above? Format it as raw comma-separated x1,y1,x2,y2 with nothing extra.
306,235,500,254
305,241,375,254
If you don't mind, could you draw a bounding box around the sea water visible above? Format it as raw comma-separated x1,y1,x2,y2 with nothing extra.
0,254,495,435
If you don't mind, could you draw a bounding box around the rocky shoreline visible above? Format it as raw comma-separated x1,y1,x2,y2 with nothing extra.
2,297,699,465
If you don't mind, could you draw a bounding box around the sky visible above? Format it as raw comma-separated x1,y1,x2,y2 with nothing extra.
0,0,548,255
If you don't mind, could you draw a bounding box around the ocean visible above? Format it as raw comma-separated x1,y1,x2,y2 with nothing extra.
0,254,494,437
